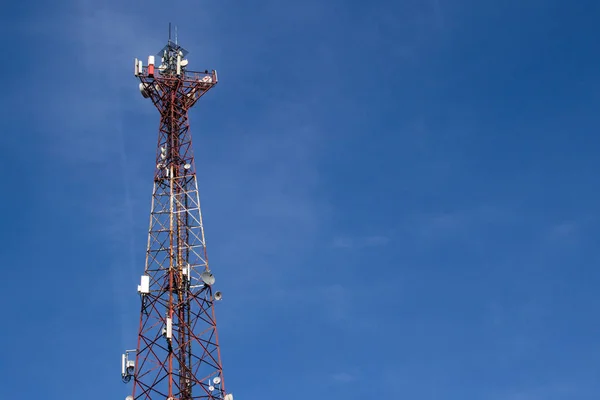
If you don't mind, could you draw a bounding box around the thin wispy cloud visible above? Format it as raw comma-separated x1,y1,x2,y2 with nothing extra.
332,235,391,249
431,0,445,30
490,382,581,400
29,4,162,347
411,204,516,243
331,372,356,383
267,283,350,324
542,220,584,248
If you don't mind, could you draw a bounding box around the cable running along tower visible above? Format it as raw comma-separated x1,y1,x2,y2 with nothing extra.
121,28,232,400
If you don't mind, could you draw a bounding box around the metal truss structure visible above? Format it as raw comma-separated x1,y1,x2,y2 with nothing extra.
122,31,231,400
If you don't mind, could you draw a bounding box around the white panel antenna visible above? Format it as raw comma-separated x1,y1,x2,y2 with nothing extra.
137,275,150,294
165,318,173,339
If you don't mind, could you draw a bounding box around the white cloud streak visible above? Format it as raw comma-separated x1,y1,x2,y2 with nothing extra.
332,235,391,249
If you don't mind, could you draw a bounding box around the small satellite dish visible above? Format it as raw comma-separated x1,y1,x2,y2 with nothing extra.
184,163,191,170
139,82,150,98
126,396,133,400
201,271,215,285
224,394,234,400
208,386,215,392
214,291,222,301
213,377,221,385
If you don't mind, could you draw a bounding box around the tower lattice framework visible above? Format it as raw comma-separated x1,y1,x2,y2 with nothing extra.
124,33,230,400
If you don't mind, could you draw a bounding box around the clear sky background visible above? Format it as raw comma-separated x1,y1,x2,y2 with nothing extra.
2,0,600,399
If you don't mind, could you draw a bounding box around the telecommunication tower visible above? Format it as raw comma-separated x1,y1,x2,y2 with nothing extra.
121,27,233,400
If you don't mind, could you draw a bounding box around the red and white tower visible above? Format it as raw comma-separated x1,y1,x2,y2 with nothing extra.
121,28,232,400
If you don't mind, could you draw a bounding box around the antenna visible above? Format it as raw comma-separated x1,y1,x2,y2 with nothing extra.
175,25,178,45
201,270,215,285
168,22,172,43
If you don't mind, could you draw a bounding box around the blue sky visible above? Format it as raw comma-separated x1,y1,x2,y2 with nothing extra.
2,0,600,399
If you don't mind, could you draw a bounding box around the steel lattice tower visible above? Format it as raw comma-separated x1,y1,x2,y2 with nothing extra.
121,29,232,400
